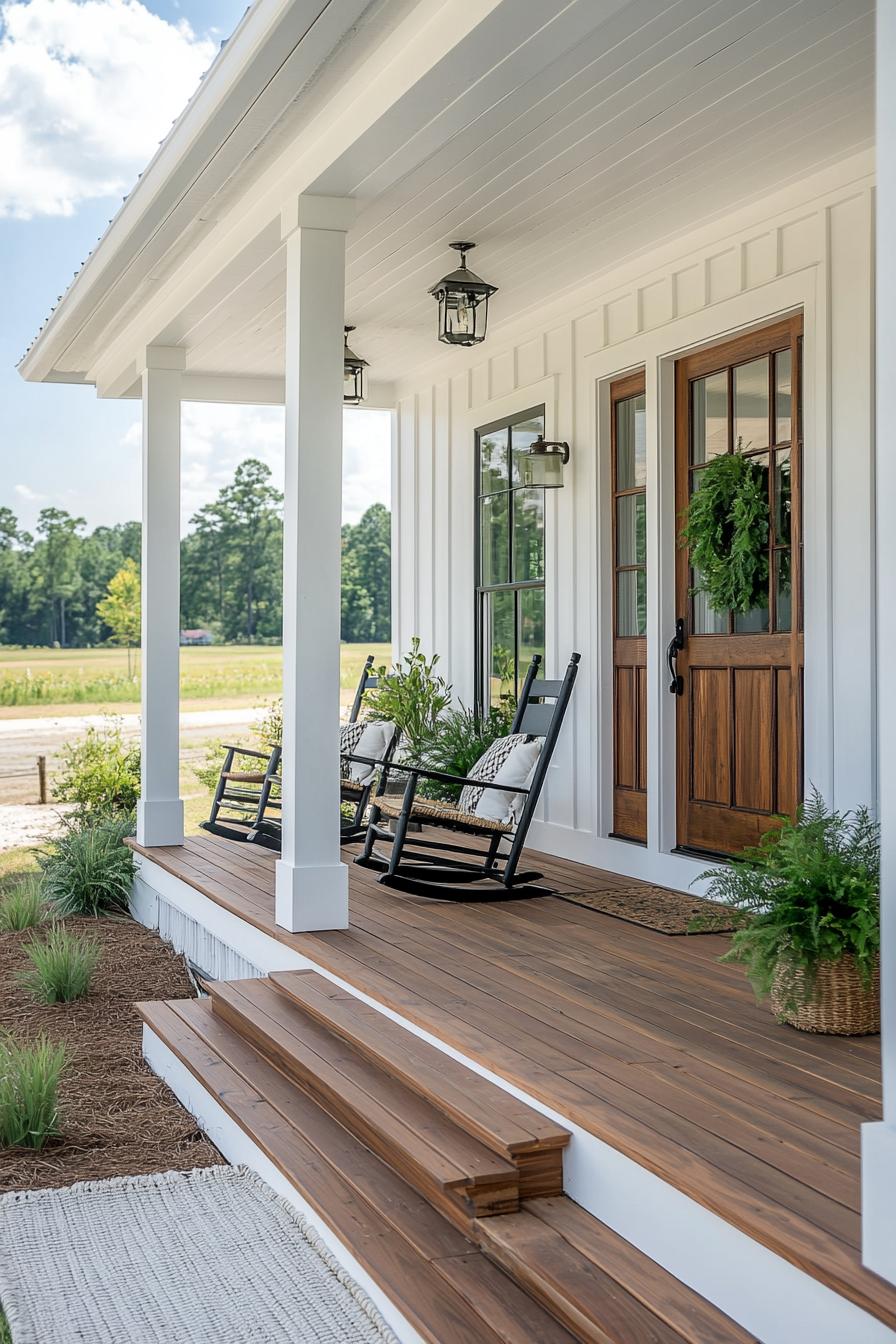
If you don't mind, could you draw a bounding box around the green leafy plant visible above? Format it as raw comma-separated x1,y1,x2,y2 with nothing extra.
0,1034,68,1150
679,449,769,614
19,926,101,1004
367,637,452,754
412,703,517,802
54,719,140,821
698,789,879,1006
39,814,136,918
0,876,46,931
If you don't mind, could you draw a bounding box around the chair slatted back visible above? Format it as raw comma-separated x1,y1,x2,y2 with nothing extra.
349,654,378,723
503,652,581,883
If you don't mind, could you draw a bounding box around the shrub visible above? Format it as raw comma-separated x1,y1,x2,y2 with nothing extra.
699,788,880,1005
39,815,136,918
19,926,101,1004
367,637,452,754
413,704,516,803
0,877,46,932
54,719,140,821
0,1034,68,1150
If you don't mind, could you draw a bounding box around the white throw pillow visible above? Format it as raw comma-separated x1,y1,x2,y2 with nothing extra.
347,720,395,784
473,739,542,824
458,733,530,814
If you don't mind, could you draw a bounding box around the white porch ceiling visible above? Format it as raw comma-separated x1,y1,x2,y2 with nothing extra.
28,0,874,394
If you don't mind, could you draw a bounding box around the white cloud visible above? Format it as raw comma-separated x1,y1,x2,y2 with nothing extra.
13,481,46,501
179,403,391,532
0,0,215,218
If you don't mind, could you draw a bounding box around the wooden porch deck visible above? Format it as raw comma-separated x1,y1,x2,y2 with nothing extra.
131,831,892,1330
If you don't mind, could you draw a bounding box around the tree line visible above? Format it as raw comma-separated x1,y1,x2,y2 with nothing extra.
0,459,391,647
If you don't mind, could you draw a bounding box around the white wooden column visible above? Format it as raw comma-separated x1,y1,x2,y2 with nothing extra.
136,346,185,848
275,195,353,931
862,0,896,1286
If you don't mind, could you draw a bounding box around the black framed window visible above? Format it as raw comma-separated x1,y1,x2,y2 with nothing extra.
475,406,546,709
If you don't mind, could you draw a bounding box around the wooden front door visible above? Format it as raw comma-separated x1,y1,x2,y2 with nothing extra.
674,316,803,856
611,371,647,842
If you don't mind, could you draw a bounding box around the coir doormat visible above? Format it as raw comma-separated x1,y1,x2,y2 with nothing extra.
554,884,741,935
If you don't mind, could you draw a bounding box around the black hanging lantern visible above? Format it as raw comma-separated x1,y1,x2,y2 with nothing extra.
429,242,497,347
343,326,368,405
522,434,570,489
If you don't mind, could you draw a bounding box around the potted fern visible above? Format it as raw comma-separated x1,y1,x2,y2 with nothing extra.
699,790,880,1034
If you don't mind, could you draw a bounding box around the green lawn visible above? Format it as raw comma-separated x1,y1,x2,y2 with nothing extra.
0,643,391,713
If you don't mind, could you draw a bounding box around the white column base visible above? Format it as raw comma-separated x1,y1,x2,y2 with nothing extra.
862,1121,896,1285
274,859,349,932
136,798,184,848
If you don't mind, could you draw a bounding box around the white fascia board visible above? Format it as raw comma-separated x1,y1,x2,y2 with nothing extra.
18,0,342,384
78,0,510,398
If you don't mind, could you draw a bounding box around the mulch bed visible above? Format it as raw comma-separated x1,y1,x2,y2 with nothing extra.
0,916,223,1192
555,884,741,935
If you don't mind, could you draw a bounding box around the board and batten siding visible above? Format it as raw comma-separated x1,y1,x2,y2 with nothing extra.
391,150,876,889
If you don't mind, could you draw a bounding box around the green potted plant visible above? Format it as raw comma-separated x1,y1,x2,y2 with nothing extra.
698,789,880,1035
411,702,515,803
366,637,452,756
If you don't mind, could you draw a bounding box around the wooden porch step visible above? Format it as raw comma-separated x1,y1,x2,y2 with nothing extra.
268,967,569,1197
138,997,577,1344
207,976,520,1226
139,995,753,1342
477,1199,757,1344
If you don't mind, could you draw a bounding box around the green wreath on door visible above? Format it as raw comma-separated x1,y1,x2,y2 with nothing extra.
679,452,769,615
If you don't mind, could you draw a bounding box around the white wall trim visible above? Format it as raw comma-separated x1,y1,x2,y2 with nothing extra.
137,863,894,1343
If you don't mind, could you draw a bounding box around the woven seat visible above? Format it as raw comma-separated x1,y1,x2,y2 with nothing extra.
222,771,269,784
376,795,512,834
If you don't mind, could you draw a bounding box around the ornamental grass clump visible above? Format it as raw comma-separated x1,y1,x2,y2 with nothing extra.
39,814,136,918
698,788,880,1013
19,926,101,1004
0,1035,68,1150
0,876,46,932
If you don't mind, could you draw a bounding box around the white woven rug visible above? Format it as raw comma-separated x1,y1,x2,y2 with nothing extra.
0,1165,399,1344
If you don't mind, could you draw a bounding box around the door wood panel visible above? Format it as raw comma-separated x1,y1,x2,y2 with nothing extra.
611,371,647,843
674,316,803,856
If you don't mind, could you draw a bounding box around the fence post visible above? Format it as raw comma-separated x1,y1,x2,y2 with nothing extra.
37,756,47,805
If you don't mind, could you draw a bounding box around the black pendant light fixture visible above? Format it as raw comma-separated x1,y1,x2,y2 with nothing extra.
343,326,368,405
428,242,497,347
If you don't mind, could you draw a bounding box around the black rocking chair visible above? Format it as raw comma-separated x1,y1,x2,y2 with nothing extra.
355,652,580,901
200,653,389,848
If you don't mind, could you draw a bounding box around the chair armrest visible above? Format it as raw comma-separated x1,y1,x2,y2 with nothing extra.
219,744,273,761
383,761,530,794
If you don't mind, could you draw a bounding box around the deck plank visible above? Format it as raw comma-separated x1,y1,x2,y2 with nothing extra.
128,833,890,1329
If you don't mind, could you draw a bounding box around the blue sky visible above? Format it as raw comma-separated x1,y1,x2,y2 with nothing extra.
0,0,390,536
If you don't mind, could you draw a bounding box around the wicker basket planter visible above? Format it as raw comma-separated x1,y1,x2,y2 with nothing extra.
769,953,880,1035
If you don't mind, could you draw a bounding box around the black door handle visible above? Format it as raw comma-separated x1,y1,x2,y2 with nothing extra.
667,618,685,695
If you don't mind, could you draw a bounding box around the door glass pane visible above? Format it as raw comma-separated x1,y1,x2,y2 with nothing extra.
775,349,792,443
479,431,507,493
487,590,515,706
734,604,769,633
734,357,769,451
518,587,545,688
480,494,509,585
691,372,727,463
775,549,792,631
692,571,728,634
511,415,545,484
617,568,646,637
775,448,792,545
512,489,544,581
616,393,647,487
616,494,646,566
